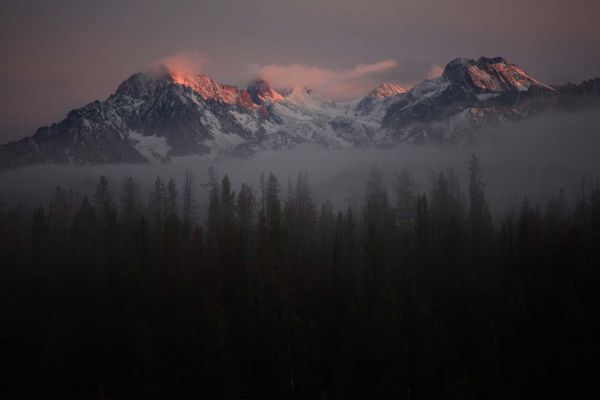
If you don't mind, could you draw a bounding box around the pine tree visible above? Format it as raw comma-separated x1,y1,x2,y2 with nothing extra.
166,178,179,219
206,167,221,272
430,170,465,262
219,175,236,288
362,167,394,304
221,175,235,226
318,200,335,272
94,175,116,228
48,186,70,239
415,193,430,257
284,173,317,275
149,177,166,235
182,169,196,234
31,207,48,269
468,154,493,253
332,211,345,284
162,179,181,279
70,196,98,265
120,177,143,233
394,168,418,233
363,167,392,230
94,176,118,256
237,183,255,262
265,173,282,257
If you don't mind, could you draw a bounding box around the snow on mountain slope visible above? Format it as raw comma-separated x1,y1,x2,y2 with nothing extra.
442,57,556,93
247,78,284,105
128,131,171,162
1,56,596,168
379,57,561,143
355,83,408,127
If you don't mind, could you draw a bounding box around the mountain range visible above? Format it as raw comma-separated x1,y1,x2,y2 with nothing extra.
1,56,599,168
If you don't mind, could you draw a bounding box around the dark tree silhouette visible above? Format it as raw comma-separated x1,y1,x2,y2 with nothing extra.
1,156,599,399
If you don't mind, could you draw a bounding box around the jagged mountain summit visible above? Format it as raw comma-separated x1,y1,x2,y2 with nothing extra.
1,57,598,168
379,56,562,143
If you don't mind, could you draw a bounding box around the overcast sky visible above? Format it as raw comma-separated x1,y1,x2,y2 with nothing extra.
1,0,599,142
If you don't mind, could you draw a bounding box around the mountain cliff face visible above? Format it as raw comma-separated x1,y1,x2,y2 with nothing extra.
379,57,562,143
1,57,598,168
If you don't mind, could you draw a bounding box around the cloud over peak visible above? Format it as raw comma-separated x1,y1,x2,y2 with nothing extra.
426,65,444,79
249,59,400,100
157,50,209,77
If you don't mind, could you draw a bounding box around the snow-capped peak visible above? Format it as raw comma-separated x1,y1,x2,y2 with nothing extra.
355,83,407,116
280,86,316,98
4,55,592,170
366,83,407,99
167,72,239,104
278,86,324,106
442,57,556,93
246,78,284,104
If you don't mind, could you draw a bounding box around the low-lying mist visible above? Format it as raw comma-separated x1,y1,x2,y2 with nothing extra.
1,109,599,219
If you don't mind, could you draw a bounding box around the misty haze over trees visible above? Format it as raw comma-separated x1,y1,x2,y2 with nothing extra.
1,154,599,398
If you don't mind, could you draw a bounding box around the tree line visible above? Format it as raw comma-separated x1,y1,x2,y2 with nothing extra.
1,154,599,399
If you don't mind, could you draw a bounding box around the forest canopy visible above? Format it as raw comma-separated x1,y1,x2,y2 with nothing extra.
1,154,599,398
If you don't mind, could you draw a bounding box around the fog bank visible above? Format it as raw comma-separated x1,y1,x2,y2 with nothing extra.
1,110,599,219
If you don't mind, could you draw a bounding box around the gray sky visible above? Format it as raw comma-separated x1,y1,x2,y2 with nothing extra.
1,0,599,142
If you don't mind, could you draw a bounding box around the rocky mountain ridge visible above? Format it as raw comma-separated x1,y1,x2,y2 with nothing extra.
1,57,598,168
